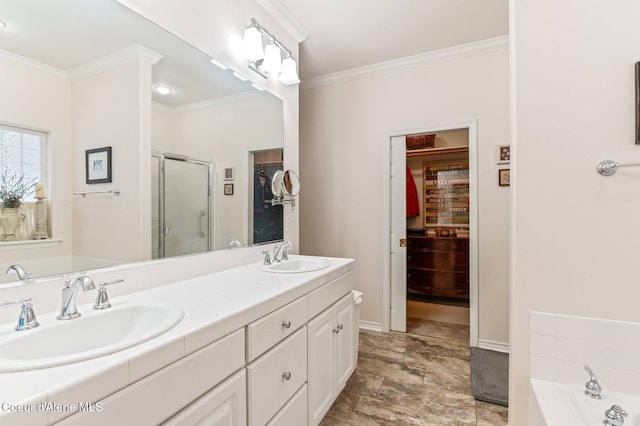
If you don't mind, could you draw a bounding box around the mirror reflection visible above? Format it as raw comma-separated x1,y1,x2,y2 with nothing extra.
0,0,284,284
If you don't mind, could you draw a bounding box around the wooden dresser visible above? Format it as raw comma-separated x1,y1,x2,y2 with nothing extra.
406,235,469,300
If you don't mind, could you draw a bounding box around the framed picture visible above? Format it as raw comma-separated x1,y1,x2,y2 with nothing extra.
86,147,112,184
224,183,234,195
498,145,510,164
499,168,510,187
224,167,235,181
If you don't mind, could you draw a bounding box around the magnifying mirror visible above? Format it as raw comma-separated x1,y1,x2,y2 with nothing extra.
271,170,285,198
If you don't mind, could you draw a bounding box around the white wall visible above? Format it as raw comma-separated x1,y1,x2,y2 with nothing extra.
0,53,73,262
151,93,284,249
510,0,640,423
300,45,511,344
71,56,153,262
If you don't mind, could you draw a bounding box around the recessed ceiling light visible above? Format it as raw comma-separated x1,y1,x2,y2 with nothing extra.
210,58,228,70
154,85,172,95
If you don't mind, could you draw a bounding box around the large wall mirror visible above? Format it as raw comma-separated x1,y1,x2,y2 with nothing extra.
0,0,284,284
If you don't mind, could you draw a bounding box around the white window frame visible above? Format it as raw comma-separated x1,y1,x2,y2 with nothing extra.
0,123,47,202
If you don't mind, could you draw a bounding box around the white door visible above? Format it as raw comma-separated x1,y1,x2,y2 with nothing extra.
334,294,354,390
307,307,336,426
390,136,407,332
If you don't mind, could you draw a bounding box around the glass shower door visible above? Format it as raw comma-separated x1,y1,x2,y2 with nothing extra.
160,157,211,258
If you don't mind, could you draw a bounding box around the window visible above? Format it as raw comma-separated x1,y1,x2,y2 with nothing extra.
0,124,46,202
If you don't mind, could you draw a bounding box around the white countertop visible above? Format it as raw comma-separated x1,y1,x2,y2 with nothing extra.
0,256,355,425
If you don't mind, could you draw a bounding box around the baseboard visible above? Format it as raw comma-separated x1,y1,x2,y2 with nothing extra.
359,320,383,332
478,339,510,353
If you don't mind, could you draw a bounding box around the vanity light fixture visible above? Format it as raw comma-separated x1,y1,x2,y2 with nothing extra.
241,18,300,85
251,83,265,91
154,85,172,95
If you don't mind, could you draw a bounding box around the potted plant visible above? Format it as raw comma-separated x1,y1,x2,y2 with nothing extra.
0,169,37,240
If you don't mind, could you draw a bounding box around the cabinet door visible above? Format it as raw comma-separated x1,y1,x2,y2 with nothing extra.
307,306,336,426
163,369,246,426
334,293,354,391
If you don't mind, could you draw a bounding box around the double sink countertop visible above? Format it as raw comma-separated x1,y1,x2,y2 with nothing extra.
0,256,355,425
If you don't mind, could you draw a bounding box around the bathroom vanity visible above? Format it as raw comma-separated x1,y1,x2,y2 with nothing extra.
0,255,355,426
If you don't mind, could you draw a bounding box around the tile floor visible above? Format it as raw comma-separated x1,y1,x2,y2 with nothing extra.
320,329,509,425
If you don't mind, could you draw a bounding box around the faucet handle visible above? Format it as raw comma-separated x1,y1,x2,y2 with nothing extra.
0,297,39,331
281,241,294,260
93,279,124,310
604,405,628,426
262,250,271,266
584,365,602,399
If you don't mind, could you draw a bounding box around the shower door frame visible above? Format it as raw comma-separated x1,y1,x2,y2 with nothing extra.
153,152,213,259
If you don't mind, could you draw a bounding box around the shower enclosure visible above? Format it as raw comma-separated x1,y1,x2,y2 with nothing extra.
152,153,211,259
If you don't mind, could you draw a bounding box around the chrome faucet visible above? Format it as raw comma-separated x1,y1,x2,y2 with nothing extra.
57,276,96,320
273,241,294,263
0,297,39,331
6,264,30,281
262,250,272,266
584,365,602,399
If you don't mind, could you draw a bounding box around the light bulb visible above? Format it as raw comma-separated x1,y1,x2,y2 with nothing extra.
279,56,300,85
260,41,282,75
154,85,172,95
241,26,264,62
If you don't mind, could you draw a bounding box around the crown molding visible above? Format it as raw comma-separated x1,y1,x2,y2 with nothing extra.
68,44,163,81
302,35,510,90
154,90,266,113
256,0,310,43
0,48,67,78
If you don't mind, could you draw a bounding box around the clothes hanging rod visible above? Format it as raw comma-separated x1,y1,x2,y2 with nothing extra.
73,189,120,197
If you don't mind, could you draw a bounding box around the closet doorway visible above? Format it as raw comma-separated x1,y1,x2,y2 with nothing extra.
247,148,283,245
386,121,478,346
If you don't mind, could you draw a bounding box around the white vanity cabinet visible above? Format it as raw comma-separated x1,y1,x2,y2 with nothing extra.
57,329,246,426
307,292,355,426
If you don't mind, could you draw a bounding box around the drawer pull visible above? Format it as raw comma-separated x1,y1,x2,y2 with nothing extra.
333,324,343,334
281,320,292,329
282,371,292,381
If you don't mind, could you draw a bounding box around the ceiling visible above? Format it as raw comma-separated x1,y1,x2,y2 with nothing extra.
0,0,253,108
0,0,509,100
276,0,510,79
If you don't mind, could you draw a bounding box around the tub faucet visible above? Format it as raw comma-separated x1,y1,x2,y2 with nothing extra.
584,365,602,399
273,241,294,262
604,405,628,426
6,264,30,281
57,276,96,320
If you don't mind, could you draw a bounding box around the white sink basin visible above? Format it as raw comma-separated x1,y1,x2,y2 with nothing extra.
259,257,331,274
0,301,184,372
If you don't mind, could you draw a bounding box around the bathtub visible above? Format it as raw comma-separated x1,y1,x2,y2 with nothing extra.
531,379,640,426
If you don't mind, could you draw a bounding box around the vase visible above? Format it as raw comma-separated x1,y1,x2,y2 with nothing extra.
0,207,25,241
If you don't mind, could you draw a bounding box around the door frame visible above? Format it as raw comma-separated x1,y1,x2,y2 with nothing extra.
382,119,479,347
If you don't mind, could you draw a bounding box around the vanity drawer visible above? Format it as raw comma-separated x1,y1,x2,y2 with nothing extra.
266,383,307,426
247,326,307,426
247,295,308,362
307,271,353,319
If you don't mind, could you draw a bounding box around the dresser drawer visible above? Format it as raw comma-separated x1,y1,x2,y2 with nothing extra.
247,295,308,362
247,327,308,426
